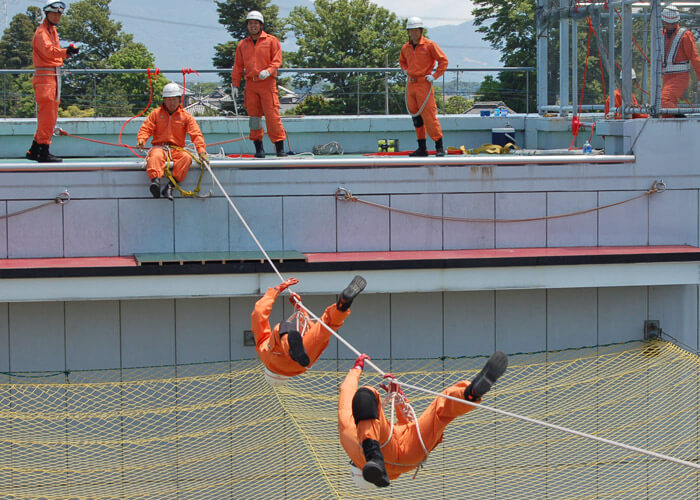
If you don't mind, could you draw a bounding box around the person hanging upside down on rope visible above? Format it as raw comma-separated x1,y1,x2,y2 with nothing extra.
251,275,367,386
231,10,288,158
339,350,508,488
136,82,208,200
400,16,448,157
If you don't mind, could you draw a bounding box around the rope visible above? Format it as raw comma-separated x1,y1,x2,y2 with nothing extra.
404,76,433,118
0,191,70,220
335,180,665,223
118,68,160,159
161,145,211,198
201,163,698,472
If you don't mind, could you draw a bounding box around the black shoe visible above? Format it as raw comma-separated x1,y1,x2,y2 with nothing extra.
162,182,174,200
275,140,288,157
435,137,445,157
149,178,161,198
466,351,508,401
38,143,62,163
287,330,309,367
253,140,265,158
408,139,428,157
25,140,41,162
337,275,366,311
361,439,390,487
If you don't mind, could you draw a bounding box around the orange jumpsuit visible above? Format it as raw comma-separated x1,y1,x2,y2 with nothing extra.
662,26,700,113
338,368,476,480
604,89,648,119
251,287,350,377
32,18,68,145
137,105,206,182
399,36,448,141
231,31,286,143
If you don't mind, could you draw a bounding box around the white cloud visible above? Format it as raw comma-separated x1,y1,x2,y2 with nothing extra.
371,0,476,27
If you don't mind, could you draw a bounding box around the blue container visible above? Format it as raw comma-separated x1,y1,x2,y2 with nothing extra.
491,127,516,147
480,110,490,117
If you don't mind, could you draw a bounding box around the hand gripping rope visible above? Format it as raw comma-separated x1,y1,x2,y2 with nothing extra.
202,161,700,473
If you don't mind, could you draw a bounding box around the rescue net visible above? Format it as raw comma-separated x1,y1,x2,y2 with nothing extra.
0,338,698,499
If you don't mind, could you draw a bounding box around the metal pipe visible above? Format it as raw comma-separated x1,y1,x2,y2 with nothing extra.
559,0,570,117
0,155,636,172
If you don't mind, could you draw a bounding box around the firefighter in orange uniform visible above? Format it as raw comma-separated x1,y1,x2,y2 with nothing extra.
604,69,649,119
251,276,366,386
339,351,507,488
660,6,700,116
136,82,208,200
231,10,287,158
26,0,79,163
400,16,448,157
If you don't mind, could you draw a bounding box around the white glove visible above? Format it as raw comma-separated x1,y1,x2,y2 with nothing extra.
426,74,435,83
259,69,270,80
231,85,238,99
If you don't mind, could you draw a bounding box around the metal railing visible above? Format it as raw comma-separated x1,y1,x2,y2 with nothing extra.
0,66,534,118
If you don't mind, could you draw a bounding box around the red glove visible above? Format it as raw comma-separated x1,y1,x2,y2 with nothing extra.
274,277,299,293
380,373,405,398
353,353,370,371
288,291,301,306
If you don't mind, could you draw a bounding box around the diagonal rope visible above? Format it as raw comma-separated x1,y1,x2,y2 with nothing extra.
202,162,700,471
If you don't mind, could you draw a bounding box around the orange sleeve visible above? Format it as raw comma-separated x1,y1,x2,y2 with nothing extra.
251,287,280,349
136,109,158,145
33,24,67,67
231,41,245,87
604,95,610,116
185,114,206,153
399,45,408,71
680,31,700,80
429,41,448,79
266,36,283,78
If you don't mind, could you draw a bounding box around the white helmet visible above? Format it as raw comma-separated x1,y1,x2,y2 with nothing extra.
406,16,424,30
162,82,181,98
263,366,290,387
349,462,374,489
43,1,66,13
247,10,264,23
619,68,637,80
662,6,680,23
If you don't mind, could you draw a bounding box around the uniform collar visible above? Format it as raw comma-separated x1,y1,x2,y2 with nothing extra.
249,30,268,42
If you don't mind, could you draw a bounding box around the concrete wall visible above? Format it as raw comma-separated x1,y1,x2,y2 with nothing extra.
1,285,697,372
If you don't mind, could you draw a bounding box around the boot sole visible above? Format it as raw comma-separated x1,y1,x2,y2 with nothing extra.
362,461,390,487
471,351,508,398
341,275,367,302
287,330,309,367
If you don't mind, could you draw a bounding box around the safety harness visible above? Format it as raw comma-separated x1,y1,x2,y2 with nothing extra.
160,145,211,198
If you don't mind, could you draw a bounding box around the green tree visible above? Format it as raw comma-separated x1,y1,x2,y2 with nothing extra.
472,0,536,112
286,0,406,114
445,95,474,114
212,0,286,88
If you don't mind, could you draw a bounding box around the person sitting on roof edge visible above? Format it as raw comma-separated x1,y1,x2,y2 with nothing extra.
339,350,508,488
251,275,367,386
136,82,208,200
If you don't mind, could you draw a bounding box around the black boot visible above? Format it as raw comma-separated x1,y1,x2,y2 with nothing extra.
38,143,62,163
408,139,428,157
337,275,367,312
434,137,445,157
275,140,288,157
253,140,265,159
361,439,390,487
25,140,41,162
162,181,174,201
286,330,310,367
465,351,508,401
149,178,161,198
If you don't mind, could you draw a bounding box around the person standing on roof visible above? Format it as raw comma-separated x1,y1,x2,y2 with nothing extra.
25,0,79,163
231,10,287,158
136,82,209,200
339,350,508,488
399,16,448,157
660,5,700,116
604,69,649,119
251,276,366,386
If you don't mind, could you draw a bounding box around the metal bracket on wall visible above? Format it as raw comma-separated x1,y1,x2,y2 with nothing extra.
644,320,662,340
243,330,255,346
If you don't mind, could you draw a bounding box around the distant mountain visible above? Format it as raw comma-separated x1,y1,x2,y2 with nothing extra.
6,1,502,84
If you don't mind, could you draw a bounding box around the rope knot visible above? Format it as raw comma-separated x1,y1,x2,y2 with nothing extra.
335,187,354,201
